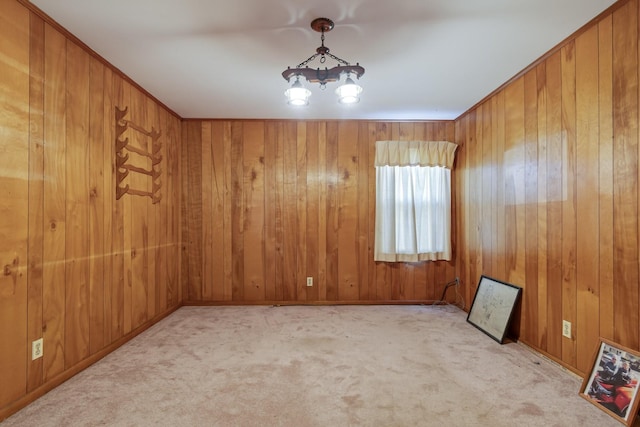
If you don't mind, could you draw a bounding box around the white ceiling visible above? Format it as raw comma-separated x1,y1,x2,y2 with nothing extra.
30,0,617,121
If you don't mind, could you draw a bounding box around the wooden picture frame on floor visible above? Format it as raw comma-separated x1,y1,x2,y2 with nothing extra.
466,275,521,344
580,338,640,426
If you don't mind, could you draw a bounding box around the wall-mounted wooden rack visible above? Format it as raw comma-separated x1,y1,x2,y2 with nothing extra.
115,106,162,203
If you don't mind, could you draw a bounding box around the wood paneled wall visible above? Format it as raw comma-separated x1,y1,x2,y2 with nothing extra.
0,0,182,417
181,120,458,304
454,0,639,374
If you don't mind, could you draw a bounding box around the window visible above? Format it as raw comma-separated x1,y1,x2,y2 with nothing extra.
374,140,457,262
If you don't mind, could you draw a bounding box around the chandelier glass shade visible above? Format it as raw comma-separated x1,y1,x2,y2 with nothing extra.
335,75,363,104
284,77,312,106
282,18,364,106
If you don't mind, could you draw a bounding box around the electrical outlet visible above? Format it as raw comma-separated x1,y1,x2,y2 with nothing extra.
562,320,571,339
32,338,43,360
306,277,313,287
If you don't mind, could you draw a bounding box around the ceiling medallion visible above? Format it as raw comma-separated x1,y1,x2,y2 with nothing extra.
282,18,365,106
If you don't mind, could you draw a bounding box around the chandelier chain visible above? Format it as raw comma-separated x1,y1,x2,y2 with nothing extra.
296,53,321,69
293,25,351,69
320,32,326,63
323,51,350,66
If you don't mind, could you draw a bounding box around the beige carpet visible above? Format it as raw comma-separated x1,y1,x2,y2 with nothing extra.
1,305,625,426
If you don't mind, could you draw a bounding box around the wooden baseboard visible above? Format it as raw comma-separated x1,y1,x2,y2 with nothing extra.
517,338,585,377
182,299,463,307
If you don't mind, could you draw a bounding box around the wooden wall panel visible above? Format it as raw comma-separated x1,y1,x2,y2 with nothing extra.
480,104,492,282
523,68,538,346
545,51,564,361
120,81,133,336
243,122,266,301
111,74,126,341
231,122,245,300
306,122,320,302
494,93,506,281
454,117,469,306
575,25,600,373
102,67,114,345
64,39,91,369
0,0,30,408
272,122,285,300
27,11,45,392
454,0,640,373
156,107,167,312
357,122,371,300
337,122,360,301
295,123,307,301
598,15,615,342
168,113,182,306
612,0,639,350
504,79,526,293
129,87,149,330
182,120,457,304
179,113,190,304
264,122,278,301
184,121,203,301
560,41,577,367
535,62,549,351
146,97,158,320
317,123,329,301
0,0,182,418
282,123,298,300
201,122,213,300
325,122,339,301
463,112,478,305
42,22,67,381
88,56,105,355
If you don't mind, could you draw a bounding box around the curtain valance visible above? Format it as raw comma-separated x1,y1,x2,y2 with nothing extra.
375,140,458,169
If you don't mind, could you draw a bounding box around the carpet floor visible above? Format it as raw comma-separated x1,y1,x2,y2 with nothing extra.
1,305,626,426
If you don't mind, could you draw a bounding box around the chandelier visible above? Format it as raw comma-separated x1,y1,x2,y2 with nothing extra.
282,18,365,106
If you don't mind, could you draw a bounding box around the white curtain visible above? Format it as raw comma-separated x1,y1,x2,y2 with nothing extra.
374,140,458,262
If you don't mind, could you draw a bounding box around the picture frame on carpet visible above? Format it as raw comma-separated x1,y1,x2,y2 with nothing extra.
580,338,640,426
466,275,521,344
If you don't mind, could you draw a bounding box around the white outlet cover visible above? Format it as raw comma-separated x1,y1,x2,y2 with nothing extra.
562,321,571,338
32,338,43,360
